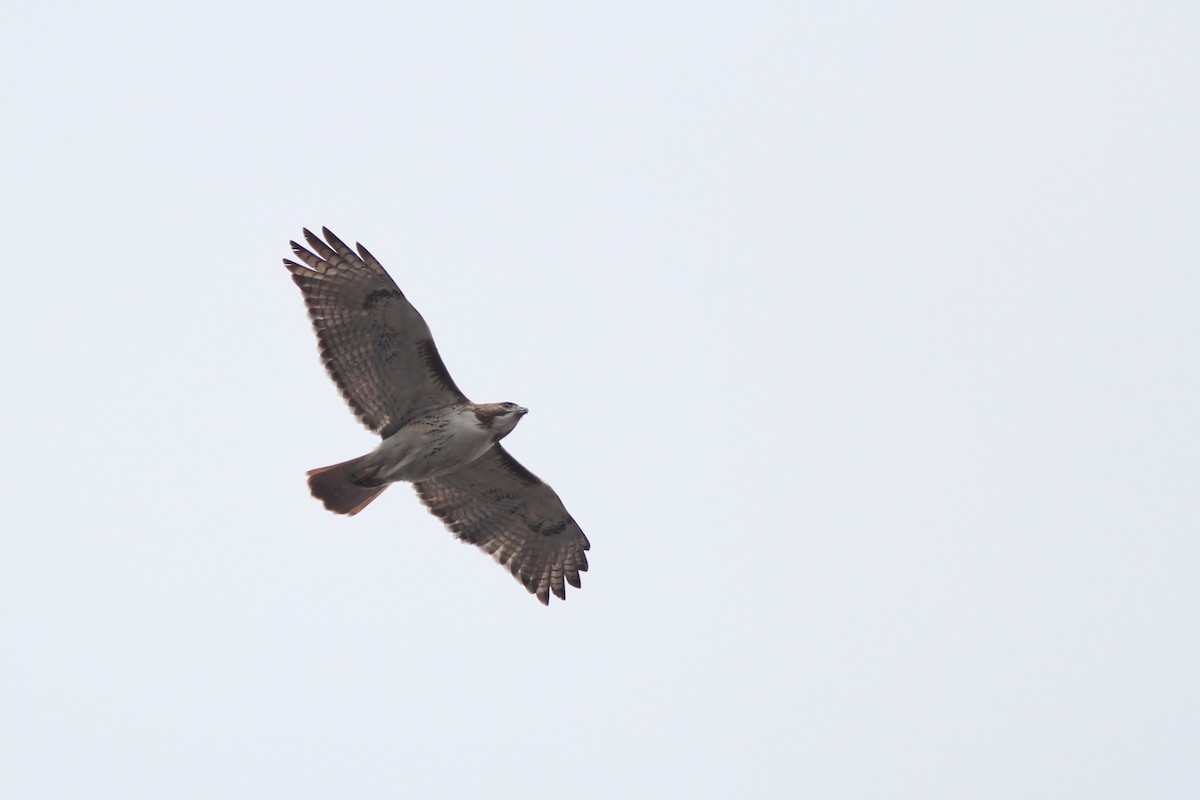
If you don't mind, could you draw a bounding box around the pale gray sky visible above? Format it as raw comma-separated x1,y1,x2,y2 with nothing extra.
3,2,1198,797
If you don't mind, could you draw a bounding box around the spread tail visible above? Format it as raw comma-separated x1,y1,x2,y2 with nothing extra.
306,457,388,516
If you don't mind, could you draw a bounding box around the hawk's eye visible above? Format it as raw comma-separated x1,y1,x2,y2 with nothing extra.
503,403,516,410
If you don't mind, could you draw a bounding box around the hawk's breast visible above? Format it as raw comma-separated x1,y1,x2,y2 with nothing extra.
371,406,496,484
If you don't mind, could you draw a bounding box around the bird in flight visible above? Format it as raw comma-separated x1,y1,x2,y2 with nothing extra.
284,228,589,604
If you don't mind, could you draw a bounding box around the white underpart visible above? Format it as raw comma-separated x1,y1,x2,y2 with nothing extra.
369,407,500,484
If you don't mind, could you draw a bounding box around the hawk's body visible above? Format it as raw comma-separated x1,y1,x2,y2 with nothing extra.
284,228,589,604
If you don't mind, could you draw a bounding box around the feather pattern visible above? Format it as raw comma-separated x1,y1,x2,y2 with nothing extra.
285,228,589,604
284,227,466,438
415,445,590,604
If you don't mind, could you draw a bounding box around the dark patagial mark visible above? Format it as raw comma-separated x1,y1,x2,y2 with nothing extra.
495,446,540,485
418,338,466,396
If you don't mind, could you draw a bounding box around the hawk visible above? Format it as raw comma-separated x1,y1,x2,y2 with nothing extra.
284,228,589,604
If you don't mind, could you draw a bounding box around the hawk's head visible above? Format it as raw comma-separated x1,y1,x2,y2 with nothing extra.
473,402,528,438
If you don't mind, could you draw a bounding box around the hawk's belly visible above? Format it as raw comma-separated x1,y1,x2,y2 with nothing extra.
366,410,495,484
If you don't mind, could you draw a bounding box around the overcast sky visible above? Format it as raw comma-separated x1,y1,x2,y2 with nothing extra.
3,2,1198,798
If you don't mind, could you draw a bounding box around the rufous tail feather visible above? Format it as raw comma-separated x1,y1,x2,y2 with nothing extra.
306,458,388,516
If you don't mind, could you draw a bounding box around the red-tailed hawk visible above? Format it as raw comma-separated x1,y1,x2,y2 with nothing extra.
284,228,589,604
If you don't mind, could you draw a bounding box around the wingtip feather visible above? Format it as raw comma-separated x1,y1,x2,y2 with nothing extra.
322,227,354,256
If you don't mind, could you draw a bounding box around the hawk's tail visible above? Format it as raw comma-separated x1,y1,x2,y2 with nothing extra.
306,458,388,516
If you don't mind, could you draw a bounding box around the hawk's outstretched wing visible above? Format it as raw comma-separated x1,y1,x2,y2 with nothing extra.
414,445,590,604
284,228,467,438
